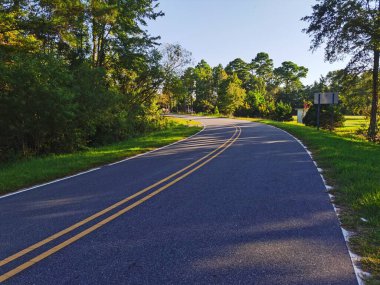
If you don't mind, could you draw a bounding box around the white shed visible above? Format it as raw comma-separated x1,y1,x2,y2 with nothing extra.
296,108,306,123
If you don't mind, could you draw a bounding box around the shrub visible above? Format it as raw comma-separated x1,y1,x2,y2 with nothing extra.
0,53,76,158
271,101,293,121
244,91,268,117
303,104,345,129
0,53,164,161
258,99,275,118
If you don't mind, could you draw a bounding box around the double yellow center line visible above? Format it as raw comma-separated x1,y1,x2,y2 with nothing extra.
0,125,241,282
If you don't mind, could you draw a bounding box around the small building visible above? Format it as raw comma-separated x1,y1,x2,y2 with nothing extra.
296,108,306,124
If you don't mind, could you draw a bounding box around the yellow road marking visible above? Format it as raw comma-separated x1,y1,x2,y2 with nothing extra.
0,127,241,282
0,127,238,268
0,127,240,282
0,126,240,280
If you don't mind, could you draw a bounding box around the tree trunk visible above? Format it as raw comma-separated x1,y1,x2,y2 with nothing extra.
98,25,106,67
92,24,97,65
91,1,97,66
368,49,379,142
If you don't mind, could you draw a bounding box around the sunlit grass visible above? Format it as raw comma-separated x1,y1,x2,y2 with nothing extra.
0,118,202,195
335,116,368,139
165,116,203,126
290,115,369,139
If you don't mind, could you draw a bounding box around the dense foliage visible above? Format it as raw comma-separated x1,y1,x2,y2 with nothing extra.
1,0,378,163
161,53,305,121
0,0,165,161
302,0,380,141
271,101,293,122
303,105,345,129
162,47,376,132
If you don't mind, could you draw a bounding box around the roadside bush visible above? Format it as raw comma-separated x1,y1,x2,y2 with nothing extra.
258,99,275,118
303,104,345,129
243,91,268,117
194,99,215,114
271,101,293,121
0,53,76,158
0,53,164,161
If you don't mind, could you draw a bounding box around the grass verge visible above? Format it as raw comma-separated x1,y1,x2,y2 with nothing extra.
289,115,369,140
0,117,202,196
243,117,379,282
335,115,369,139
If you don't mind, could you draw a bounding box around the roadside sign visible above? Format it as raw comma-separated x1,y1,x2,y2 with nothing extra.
314,93,339,104
314,92,339,131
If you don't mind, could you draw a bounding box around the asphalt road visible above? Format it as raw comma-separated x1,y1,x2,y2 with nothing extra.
0,116,357,284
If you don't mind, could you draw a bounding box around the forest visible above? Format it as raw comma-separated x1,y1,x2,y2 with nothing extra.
0,0,165,161
0,0,378,163
160,47,374,126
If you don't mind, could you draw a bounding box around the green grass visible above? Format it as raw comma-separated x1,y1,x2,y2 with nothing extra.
0,117,202,195
290,115,369,140
335,115,369,139
242,117,380,281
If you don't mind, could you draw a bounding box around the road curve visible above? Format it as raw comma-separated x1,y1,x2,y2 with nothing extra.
0,116,357,284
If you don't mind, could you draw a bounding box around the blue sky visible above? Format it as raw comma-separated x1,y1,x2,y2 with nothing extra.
147,0,349,85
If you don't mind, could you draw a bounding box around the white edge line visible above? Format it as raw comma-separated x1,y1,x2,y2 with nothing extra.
325,185,334,191
0,167,101,200
253,122,370,285
0,121,206,200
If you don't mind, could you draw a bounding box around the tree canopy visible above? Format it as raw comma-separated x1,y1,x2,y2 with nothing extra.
0,0,165,160
302,0,380,141
166,54,308,120
2,0,379,161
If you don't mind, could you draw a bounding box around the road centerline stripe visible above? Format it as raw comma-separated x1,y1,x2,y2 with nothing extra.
0,126,241,282
0,126,239,269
